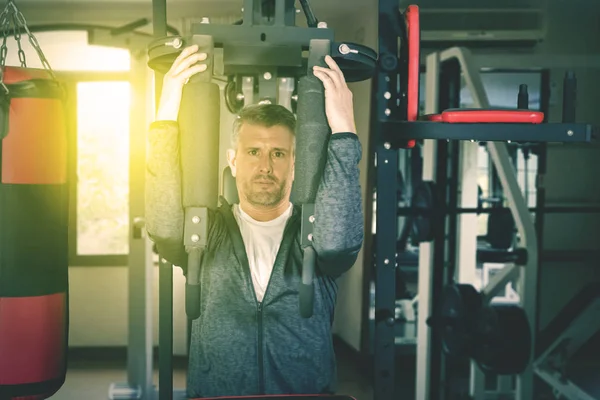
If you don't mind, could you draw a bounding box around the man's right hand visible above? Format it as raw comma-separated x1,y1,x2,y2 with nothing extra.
155,44,208,121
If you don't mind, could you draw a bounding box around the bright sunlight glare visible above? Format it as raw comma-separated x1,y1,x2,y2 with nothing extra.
77,81,131,256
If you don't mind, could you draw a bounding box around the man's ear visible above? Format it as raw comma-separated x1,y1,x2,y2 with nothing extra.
226,149,237,177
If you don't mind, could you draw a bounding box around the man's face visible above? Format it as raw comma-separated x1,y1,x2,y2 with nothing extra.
227,123,295,208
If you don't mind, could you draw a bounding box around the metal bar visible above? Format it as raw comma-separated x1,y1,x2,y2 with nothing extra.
381,121,594,144
159,257,174,400
396,206,600,215
243,0,253,25
533,298,600,400
152,1,172,399
481,264,520,303
190,24,334,48
152,0,166,106
371,1,405,399
443,58,461,287
429,141,447,400
126,54,154,400
534,71,550,371
373,147,398,400
111,18,150,35
452,46,538,400
534,369,598,400
497,375,513,396
535,298,600,365
453,48,494,400
152,0,167,38
429,57,459,400
415,51,440,400
12,23,179,35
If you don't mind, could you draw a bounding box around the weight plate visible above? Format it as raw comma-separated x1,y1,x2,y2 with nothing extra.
440,284,483,358
473,304,532,375
486,208,515,249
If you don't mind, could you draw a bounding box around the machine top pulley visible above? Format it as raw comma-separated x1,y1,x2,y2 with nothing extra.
146,0,378,85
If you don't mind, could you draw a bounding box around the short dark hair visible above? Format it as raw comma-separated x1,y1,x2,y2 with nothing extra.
231,104,296,150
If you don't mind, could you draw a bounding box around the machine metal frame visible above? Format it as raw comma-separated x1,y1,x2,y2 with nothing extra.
369,3,595,397
533,296,600,400
125,0,367,399
416,47,540,400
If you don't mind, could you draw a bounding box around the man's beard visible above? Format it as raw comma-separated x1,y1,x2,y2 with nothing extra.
244,175,287,207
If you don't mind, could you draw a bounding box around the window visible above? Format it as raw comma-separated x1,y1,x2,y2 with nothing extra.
2,30,130,71
2,30,134,265
76,81,131,256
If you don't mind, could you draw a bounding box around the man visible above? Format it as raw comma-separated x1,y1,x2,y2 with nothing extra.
145,44,364,398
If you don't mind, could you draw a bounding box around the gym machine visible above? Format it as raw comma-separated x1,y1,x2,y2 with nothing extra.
110,0,377,399
534,283,600,400
368,3,597,400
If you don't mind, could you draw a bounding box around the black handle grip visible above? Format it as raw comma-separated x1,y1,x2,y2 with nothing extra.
185,248,203,320
299,245,316,318
299,283,315,319
186,283,201,320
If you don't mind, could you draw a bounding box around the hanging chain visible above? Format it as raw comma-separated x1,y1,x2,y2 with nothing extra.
0,0,57,95
11,12,25,67
0,5,12,94
11,1,56,80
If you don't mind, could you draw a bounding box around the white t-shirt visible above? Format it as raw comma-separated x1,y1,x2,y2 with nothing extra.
233,203,293,302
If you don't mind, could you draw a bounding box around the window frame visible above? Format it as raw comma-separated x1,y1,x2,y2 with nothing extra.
62,71,133,267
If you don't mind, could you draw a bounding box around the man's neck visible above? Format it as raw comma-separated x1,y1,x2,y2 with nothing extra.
239,200,291,222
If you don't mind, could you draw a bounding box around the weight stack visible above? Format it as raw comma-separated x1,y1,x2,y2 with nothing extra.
0,67,69,400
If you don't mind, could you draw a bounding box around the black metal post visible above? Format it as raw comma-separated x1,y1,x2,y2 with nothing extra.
428,58,460,400
152,0,173,399
533,69,550,398
443,58,461,287
152,0,167,105
158,257,174,400
371,1,405,399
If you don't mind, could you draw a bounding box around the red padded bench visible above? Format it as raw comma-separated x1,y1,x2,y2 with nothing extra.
403,5,544,131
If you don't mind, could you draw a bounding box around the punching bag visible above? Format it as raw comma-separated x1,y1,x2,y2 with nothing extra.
0,66,68,399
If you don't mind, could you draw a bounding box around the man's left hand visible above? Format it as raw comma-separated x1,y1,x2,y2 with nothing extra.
313,55,357,135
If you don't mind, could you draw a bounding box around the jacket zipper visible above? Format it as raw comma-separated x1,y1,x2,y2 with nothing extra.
257,301,264,394
241,211,297,394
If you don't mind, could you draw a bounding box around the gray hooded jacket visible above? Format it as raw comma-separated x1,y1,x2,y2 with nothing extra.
145,121,364,398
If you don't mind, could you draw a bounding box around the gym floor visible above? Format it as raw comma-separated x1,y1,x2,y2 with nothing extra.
47,332,600,399
48,337,385,400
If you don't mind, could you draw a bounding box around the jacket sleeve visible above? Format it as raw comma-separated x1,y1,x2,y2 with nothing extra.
145,120,188,269
311,132,364,278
